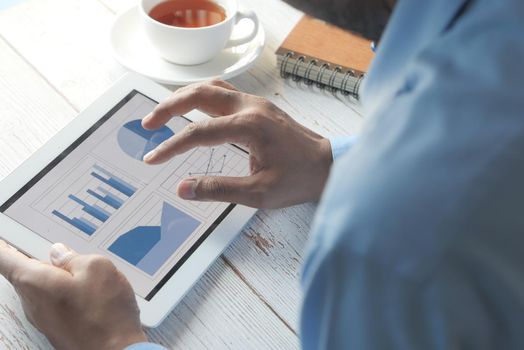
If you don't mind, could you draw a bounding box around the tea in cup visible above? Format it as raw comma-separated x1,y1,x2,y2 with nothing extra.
140,0,259,65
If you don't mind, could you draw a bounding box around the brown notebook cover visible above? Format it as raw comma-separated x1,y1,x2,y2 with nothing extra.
276,15,375,97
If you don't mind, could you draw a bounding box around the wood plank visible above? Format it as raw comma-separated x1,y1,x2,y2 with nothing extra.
0,36,75,349
0,282,51,349
212,0,364,331
97,0,303,51
0,36,298,348
95,0,129,14
222,204,317,329
97,0,363,136
0,0,365,342
0,251,298,349
0,37,75,178
147,258,298,349
0,0,127,111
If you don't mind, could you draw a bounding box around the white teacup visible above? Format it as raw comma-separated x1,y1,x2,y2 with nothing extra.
140,0,259,65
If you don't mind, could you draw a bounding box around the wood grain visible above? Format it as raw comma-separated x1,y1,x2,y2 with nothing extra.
0,37,74,350
0,0,364,348
0,31,298,350
222,204,317,329
0,0,126,111
0,282,50,349
147,258,298,349
0,36,75,178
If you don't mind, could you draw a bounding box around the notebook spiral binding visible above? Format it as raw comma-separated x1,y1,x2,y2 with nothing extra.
278,51,365,99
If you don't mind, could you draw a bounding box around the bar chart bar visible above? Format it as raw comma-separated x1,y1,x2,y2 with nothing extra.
49,164,137,236
98,187,125,207
52,210,97,235
86,188,123,209
76,218,98,233
68,195,110,222
91,165,136,197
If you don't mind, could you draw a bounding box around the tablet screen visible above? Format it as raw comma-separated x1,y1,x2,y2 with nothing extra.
0,91,249,300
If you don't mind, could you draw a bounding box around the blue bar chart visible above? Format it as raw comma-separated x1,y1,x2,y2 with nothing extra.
68,194,110,222
51,163,138,237
52,210,97,235
86,187,123,209
90,165,137,197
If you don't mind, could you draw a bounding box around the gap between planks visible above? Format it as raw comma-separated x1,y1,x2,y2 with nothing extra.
0,34,79,113
0,23,297,337
94,0,117,15
221,255,298,336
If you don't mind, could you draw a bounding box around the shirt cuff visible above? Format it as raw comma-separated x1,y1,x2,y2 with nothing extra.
124,343,168,350
329,135,359,160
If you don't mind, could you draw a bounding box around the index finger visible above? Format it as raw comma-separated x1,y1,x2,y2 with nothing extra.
0,240,40,285
142,82,244,130
144,115,248,164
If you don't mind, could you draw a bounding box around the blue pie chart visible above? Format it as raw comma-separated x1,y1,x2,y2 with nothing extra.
117,120,174,160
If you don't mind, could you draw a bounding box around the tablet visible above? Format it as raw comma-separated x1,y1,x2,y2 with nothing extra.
0,73,256,327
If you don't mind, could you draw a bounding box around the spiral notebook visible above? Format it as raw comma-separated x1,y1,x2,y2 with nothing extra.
276,16,375,99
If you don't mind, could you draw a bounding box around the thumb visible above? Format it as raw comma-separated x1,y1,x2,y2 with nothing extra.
50,243,79,273
177,176,257,205
0,240,38,285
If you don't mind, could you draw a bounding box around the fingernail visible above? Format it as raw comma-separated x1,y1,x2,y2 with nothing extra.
177,179,197,199
50,243,71,266
143,112,152,123
143,150,156,162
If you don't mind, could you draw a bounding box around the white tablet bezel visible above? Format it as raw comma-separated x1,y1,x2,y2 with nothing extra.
0,73,257,327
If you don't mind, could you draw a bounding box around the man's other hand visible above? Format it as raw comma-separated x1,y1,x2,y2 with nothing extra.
142,80,333,209
0,241,146,350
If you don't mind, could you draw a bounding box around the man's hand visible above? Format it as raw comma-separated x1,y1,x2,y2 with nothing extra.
0,241,146,350
142,80,333,208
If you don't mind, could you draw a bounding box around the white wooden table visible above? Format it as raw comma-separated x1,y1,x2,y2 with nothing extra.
0,0,362,348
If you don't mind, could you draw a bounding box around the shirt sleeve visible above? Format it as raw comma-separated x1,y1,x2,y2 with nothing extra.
124,343,168,350
329,135,359,160
301,1,524,349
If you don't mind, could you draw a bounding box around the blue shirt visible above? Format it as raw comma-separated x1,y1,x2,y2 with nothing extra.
129,0,524,348
302,0,524,348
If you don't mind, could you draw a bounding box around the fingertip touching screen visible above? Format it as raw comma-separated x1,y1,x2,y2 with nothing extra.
0,91,249,300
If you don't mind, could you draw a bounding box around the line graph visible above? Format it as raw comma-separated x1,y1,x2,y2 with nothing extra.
161,145,249,214
188,148,226,176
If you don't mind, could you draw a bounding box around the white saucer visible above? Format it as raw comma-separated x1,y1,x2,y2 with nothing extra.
110,7,266,85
